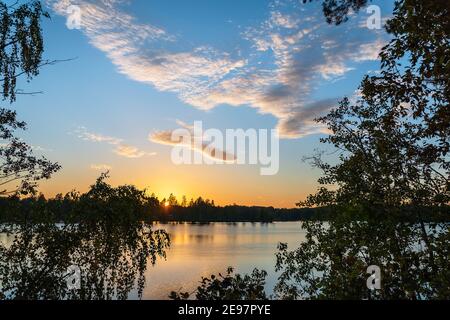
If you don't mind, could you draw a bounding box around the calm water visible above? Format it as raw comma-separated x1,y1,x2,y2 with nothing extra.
2,221,445,299
139,222,306,299
0,221,307,299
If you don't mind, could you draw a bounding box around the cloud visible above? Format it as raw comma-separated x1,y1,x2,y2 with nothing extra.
75,126,155,158
270,11,299,29
48,0,246,109
76,129,122,145
90,164,112,170
351,39,386,62
149,121,236,162
276,98,338,138
113,144,156,158
49,0,389,138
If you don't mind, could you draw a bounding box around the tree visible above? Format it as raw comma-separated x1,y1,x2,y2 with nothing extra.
0,207,170,300
0,1,60,196
0,1,50,102
0,109,60,195
168,193,178,206
181,195,187,207
275,0,450,299
303,0,370,25
299,0,449,216
169,267,267,300
0,174,171,300
300,0,449,239
274,214,449,300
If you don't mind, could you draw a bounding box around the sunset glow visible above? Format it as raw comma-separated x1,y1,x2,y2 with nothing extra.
12,0,392,208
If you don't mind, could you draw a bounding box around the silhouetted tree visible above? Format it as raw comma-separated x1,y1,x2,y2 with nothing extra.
0,1,60,196
0,174,170,300
0,1,50,102
169,267,267,300
302,0,369,25
181,195,187,207
168,193,178,206
275,0,450,300
0,109,60,196
275,215,449,300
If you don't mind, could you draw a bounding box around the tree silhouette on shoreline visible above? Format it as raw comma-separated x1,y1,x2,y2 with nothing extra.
275,0,449,300
0,173,170,300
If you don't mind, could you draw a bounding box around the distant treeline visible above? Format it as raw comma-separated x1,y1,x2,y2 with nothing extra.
0,175,448,223
158,205,332,222
0,193,331,223
1,194,449,223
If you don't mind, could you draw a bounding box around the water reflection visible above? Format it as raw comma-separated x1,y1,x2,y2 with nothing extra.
274,218,450,300
0,220,169,300
143,222,307,299
1,218,447,300
0,222,307,300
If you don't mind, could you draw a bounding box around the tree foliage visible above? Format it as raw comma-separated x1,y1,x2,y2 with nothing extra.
0,1,59,196
0,108,60,196
300,0,449,210
275,0,450,300
0,0,49,102
169,267,267,301
303,0,369,25
0,174,170,300
274,217,449,300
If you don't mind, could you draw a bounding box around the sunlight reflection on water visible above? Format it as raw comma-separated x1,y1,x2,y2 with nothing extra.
138,222,307,299
0,221,307,300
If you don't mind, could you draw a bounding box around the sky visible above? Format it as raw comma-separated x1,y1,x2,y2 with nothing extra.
9,0,392,208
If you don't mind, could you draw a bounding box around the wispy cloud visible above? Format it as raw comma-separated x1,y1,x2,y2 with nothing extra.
149,121,236,162
76,129,122,145
270,11,299,29
49,0,388,138
75,126,156,158
90,163,112,171
114,144,156,158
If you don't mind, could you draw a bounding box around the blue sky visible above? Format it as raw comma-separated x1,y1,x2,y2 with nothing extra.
9,0,392,207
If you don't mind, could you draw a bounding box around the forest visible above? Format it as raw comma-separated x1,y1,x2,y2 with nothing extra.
1,174,447,223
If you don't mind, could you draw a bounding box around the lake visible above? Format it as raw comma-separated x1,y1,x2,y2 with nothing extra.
131,222,307,299
0,221,307,299
2,220,447,300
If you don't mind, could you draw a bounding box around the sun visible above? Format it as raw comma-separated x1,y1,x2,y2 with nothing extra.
164,201,170,207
